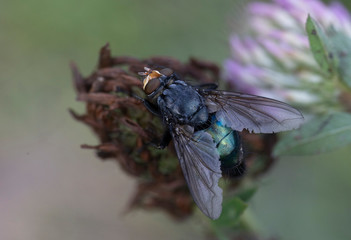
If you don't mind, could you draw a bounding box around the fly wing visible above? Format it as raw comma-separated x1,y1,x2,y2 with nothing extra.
202,90,304,133
171,125,223,220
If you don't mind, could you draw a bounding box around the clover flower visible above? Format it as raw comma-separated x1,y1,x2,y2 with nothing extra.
224,0,351,114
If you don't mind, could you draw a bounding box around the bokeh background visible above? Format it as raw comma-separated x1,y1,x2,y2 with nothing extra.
1,0,351,239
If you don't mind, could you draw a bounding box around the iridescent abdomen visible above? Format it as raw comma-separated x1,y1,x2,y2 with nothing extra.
204,115,244,177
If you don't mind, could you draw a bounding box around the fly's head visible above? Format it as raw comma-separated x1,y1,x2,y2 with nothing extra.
139,67,175,96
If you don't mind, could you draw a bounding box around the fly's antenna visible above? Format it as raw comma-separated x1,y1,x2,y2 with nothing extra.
138,67,152,76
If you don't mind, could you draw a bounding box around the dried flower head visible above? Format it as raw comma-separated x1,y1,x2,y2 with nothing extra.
70,44,278,219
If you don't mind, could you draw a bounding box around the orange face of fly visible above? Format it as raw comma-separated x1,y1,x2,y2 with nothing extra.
139,67,162,90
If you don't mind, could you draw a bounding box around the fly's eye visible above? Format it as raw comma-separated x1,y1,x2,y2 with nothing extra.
159,68,174,77
144,78,161,95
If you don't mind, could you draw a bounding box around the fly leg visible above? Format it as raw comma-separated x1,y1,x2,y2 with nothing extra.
143,100,161,117
115,86,161,116
149,129,171,149
156,130,172,149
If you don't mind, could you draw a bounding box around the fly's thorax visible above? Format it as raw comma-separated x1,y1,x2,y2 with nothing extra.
140,67,209,126
158,82,209,125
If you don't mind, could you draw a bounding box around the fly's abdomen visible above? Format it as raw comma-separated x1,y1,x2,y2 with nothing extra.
204,115,245,177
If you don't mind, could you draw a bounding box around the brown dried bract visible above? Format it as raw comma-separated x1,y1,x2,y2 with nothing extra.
70,43,277,220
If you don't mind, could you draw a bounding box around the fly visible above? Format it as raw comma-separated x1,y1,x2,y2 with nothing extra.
138,67,304,219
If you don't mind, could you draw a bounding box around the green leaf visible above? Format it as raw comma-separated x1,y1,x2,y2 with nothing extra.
210,186,257,240
212,197,247,227
274,112,351,156
305,15,337,76
326,27,351,89
235,186,257,202
211,197,247,240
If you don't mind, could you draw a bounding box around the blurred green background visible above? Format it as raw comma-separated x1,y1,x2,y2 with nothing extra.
1,0,351,240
